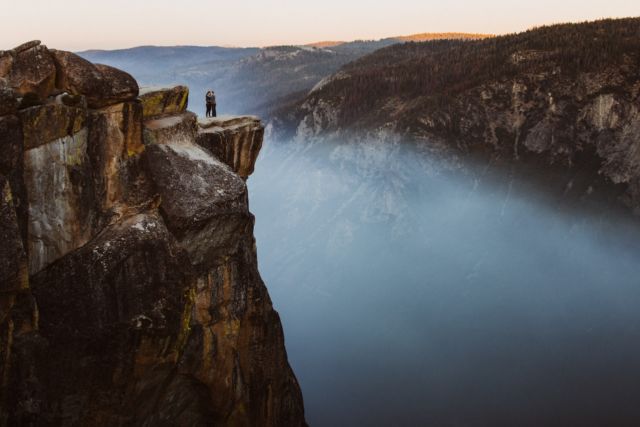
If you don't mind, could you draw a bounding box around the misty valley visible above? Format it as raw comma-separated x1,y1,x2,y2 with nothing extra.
251,137,640,426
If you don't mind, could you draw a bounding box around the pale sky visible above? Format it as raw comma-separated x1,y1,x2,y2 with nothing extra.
1,0,638,51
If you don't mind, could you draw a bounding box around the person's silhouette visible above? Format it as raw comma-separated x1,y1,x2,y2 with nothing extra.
206,90,216,117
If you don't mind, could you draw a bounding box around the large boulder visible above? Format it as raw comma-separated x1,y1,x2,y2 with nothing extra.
11,41,42,54
51,50,138,108
143,112,197,146
142,141,249,264
181,231,307,427
18,103,86,150
5,41,56,99
29,212,194,425
32,212,191,340
197,116,264,179
23,126,96,274
139,86,189,119
142,141,247,229
94,64,139,107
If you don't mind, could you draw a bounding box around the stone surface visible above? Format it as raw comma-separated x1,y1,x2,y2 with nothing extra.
52,50,139,108
0,81,18,116
0,177,27,292
142,141,247,230
94,64,139,107
23,128,96,274
0,115,27,244
18,103,86,150
139,85,189,119
0,177,39,427
143,111,197,146
199,115,260,129
88,101,149,218
29,213,193,426
0,55,13,79
197,116,264,179
6,44,56,99
12,40,42,54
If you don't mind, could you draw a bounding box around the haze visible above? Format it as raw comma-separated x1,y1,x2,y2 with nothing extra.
1,0,638,50
250,137,640,426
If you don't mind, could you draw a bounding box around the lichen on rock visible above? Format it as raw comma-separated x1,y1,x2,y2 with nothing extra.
139,85,189,119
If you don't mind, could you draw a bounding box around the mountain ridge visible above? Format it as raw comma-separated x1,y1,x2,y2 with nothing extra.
77,32,495,118
273,17,640,212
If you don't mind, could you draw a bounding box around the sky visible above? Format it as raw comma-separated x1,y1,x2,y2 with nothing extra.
0,0,638,51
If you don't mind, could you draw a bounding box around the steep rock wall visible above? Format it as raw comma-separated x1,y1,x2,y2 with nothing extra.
0,41,305,426
279,20,640,214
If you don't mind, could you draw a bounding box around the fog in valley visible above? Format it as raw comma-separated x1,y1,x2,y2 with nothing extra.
249,137,640,426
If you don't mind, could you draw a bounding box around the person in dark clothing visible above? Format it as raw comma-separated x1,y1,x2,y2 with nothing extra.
205,90,217,117
205,92,212,117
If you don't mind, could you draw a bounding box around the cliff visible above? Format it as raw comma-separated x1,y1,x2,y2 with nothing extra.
276,18,640,213
0,41,305,426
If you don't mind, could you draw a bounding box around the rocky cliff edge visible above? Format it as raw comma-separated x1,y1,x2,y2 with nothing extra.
0,40,305,426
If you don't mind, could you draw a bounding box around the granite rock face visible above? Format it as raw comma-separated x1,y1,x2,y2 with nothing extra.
139,85,189,119
3,41,56,99
197,116,264,179
51,49,139,108
0,43,305,426
144,111,198,146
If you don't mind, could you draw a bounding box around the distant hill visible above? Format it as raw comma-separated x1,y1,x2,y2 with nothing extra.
394,32,493,42
275,18,640,135
78,33,493,117
79,45,258,82
273,18,640,210
305,41,346,48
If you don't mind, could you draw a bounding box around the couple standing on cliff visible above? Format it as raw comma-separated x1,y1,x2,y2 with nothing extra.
206,90,217,117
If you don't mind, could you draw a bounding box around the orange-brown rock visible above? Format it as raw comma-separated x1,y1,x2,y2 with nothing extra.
197,116,264,179
6,42,56,99
94,63,139,107
0,54,13,78
0,44,306,426
88,101,149,217
51,50,139,108
143,111,197,145
18,103,86,150
139,85,189,119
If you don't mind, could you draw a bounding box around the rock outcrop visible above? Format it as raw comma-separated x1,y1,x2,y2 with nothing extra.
0,41,305,426
277,18,640,214
139,86,189,119
197,116,264,179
